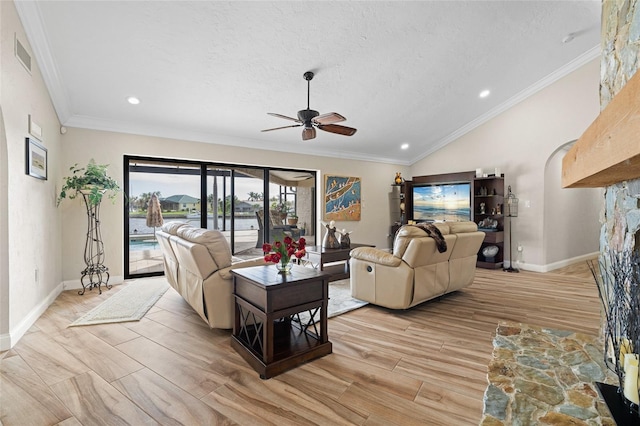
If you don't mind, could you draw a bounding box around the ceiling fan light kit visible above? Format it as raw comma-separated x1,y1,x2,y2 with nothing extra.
262,71,357,140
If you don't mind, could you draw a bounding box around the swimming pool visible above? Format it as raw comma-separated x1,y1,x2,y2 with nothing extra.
129,239,160,251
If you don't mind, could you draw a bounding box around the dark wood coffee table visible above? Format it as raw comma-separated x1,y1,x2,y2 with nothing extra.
231,265,332,379
303,243,374,281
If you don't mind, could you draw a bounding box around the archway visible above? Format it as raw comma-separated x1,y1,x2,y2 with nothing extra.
543,140,601,268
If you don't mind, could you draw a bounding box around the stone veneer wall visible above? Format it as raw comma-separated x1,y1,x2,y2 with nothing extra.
296,186,315,241
601,1,640,253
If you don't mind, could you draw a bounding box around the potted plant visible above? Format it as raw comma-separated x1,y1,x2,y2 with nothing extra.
287,213,299,226
57,159,121,206
271,201,289,224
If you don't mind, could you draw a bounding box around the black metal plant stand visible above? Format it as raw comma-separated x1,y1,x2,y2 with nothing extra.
504,185,519,273
78,190,111,295
504,214,519,273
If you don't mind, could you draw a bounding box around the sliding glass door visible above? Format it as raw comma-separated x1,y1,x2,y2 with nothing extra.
125,159,202,277
124,156,316,278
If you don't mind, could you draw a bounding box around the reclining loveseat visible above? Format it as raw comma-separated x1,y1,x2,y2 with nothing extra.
156,222,266,328
349,221,485,309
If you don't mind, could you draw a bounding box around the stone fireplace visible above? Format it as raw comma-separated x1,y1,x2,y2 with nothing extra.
562,0,640,421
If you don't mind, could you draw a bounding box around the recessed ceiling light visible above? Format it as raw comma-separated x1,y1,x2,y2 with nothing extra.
126,96,140,105
479,90,490,98
401,143,409,150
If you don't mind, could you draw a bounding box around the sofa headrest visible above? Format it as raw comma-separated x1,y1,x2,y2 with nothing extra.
393,223,450,257
161,221,188,235
393,222,458,258
176,226,232,268
448,221,478,233
397,223,450,238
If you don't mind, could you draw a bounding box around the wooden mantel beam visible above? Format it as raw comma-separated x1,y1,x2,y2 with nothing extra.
562,69,640,188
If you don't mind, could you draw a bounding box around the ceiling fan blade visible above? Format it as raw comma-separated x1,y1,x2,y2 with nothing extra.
302,127,316,141
267,112,301,123
261,124,302,132
313,112,346,125
317,124,357,136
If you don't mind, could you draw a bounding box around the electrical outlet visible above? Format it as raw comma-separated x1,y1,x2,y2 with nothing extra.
35,268,39,283
517,245,523,252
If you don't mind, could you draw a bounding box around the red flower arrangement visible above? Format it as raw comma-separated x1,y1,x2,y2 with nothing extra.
263,236,306,269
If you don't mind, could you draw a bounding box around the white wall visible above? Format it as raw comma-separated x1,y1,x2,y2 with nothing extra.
1,1,63,349
59,128,409,282
543,143,601,268
0,0,8,352
410,58,601,271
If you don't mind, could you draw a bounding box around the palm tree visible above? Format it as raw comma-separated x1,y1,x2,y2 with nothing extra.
248,191,263,201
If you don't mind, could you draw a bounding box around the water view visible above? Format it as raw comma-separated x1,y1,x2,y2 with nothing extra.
129,217,259,235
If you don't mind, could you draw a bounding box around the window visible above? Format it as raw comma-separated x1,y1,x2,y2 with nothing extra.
124,156,316,278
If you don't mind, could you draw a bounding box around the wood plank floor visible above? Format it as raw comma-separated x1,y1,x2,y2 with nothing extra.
0,263,601,425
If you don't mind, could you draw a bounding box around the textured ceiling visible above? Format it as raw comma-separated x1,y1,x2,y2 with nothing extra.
16,1,601,165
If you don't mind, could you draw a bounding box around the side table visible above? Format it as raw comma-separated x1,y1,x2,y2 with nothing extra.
231,265,332,379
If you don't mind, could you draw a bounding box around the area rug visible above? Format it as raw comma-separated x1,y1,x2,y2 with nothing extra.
326,278,368,318
70,278,169,326
481,321,617,425
296,278,367,324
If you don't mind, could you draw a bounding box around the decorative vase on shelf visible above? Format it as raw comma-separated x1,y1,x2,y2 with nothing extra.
322,221,340,249
482,245,499,262
275,261,292,274
394,172,403,185
338,229,351,249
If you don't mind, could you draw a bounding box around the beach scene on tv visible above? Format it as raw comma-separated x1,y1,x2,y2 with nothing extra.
413,183,471,222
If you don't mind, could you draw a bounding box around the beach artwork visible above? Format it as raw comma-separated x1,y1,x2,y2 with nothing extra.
324,175,361,221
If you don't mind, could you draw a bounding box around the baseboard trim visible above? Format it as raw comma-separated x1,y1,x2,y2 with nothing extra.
0,332,11,352
0,282,64,351
506,252,598,273
1,276,125,351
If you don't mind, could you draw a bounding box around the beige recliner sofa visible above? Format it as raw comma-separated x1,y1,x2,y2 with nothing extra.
350,221,485,309
156,222,266,329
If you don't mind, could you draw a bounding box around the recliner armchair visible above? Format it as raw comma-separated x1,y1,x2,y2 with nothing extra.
349,221,485,309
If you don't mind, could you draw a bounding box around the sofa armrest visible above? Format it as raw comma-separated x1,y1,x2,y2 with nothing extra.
219,257,268,279
350,247,402,267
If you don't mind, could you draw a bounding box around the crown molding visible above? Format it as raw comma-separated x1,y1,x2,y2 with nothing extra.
64,114,410,165
411,45,601,165
14,1,73,123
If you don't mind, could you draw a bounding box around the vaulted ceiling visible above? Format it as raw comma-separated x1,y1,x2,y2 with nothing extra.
16,1,601,165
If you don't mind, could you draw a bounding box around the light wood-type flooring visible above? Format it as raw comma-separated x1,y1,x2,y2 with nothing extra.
1,263,601,425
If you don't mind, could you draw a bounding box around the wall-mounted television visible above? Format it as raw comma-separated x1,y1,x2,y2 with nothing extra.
412,182,471,222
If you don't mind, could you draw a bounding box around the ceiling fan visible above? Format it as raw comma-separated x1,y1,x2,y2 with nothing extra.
261,71,357,141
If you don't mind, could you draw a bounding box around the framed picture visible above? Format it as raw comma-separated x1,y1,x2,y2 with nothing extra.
324,175,361,221
25,137,47,180
28,115,43,139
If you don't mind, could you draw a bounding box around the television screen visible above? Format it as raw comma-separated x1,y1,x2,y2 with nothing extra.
412,182,471,222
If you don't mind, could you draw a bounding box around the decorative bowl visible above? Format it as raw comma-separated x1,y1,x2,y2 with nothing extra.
482,245,499,259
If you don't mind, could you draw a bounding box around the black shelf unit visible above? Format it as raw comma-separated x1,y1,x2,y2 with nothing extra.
473,176,505,269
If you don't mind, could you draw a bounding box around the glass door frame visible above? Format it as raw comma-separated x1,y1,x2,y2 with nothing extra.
123,155,317,279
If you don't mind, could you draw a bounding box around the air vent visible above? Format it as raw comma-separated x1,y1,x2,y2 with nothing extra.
14,34,31,73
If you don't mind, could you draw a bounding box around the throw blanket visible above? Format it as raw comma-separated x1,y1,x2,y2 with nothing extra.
411,222,447,253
